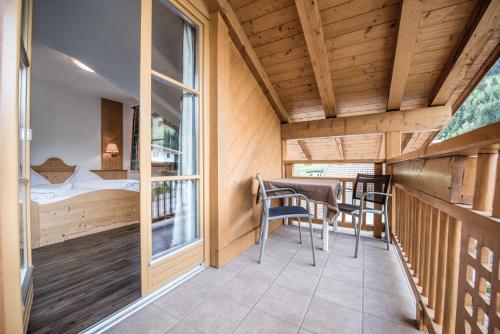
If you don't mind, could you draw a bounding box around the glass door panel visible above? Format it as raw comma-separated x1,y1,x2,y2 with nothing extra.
151,179,199,257
151,77,199,177
151,0,197,88
140,0,205,292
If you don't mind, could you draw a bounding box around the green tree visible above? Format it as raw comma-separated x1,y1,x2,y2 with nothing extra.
435,60,500,142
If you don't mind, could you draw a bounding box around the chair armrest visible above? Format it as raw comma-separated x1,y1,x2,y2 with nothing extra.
359,191,392,209
267,193,310,206
266,188,297,195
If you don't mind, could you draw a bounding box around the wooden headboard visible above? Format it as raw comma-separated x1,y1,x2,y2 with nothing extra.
32,158,128,183
32,158,76,183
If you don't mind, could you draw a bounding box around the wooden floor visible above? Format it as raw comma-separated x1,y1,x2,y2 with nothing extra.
28,224,141,334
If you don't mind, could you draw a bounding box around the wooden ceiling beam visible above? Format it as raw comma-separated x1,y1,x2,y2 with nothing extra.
281,105,451,140
387,0,424,110
295,0,337,118
206,0,289,122
431,0,500,106
297,140,312,160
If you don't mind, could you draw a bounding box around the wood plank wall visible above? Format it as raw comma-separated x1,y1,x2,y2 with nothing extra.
210,13,282,268
101,98,123,170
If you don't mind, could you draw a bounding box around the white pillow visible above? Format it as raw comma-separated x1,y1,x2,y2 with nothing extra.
66,166,102,185
31,169,50,186
31,183,72,194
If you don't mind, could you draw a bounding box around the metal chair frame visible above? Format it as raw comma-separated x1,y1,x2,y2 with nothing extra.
338,174,392,258
255,173,316,266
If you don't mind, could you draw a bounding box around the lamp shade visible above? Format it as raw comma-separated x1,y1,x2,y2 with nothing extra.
105,143,119,154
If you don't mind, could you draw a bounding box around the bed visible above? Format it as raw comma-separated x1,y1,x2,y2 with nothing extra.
30,158,140,248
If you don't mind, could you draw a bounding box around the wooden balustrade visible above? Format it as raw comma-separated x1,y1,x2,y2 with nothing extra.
388,124,500,334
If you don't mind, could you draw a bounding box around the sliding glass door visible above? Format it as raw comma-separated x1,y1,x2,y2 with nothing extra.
19,0,34,325
140,0,207,293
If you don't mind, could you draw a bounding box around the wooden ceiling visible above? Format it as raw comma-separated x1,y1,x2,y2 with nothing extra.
220,0,500,162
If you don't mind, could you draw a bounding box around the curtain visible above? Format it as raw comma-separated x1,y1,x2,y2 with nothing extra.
130,106,140,170
172,23,197,245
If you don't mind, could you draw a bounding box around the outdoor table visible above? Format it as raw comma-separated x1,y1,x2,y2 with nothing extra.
263,178,341,251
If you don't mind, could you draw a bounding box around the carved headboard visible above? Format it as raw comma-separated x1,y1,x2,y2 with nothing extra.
32,158,76,183
32,157,128,183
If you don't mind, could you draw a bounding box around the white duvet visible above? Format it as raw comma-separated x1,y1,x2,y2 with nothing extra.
31,166,139,205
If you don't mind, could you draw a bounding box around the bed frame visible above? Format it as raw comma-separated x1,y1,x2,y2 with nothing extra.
31,158,140,248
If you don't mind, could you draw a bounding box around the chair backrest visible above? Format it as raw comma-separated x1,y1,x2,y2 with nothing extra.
352,174,392,205
255,173,268,201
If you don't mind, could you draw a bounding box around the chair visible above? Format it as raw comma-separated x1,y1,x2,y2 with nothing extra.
337,174,392,258
255,173,316,266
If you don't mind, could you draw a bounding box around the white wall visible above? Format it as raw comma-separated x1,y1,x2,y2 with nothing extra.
31,79,133,170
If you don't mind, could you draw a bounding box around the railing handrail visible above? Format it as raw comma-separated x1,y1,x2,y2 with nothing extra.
387,122,500,164
394,183,499,230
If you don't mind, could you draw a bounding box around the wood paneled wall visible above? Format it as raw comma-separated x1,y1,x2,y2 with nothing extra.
210,13,282,268
101,98,123,170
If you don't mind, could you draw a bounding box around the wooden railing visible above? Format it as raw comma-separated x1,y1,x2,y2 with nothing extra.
388,123,500,334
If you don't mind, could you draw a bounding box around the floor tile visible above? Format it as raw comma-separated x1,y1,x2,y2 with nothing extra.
362,314,422,334
302,297,362,334
183,293,250,334
165,321,202,334
154,281,211,319
315,276,362,311
222,254,254,273
363,288,415,327
216,271,271,307
189,267,237,291
322,259,363,285
240,259,286,284
255,285,311,326
274,267,320,296
363,269,410,298
234,310,299,334
106,304,178,334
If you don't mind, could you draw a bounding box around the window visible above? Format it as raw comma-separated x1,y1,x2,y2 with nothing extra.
150,0,200,258
434,59,500,143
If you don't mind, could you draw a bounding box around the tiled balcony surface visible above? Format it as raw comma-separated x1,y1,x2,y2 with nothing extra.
107,225,422,334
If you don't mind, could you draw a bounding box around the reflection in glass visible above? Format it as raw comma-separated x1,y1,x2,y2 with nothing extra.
19,183,28,276
151,77,198,177
152,0,197,88
152,180,198,256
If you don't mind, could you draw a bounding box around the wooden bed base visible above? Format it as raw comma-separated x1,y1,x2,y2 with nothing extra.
31,158,140,248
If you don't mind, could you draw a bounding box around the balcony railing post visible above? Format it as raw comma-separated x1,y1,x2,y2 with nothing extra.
428,207,440,311
434,212,449,325
442,218,461,334
493,154,500,218
472,153,498,212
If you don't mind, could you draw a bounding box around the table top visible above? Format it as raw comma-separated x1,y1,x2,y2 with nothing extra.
263,178,341,221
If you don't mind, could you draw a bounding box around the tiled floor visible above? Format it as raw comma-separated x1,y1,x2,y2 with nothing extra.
106,225,423,334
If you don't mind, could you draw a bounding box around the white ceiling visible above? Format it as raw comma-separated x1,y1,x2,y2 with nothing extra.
31,42,138,105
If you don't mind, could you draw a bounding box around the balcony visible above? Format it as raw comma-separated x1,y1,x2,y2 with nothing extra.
106,226,419,334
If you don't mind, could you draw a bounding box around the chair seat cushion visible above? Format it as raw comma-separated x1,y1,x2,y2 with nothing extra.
338,203,361,213
269,206,309,218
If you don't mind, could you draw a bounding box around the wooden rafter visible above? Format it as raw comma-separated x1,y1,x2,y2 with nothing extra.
281,105,451,140
295,0,337,118
333,137,344,160
297,140,312,160
387,0,424,110
431,0,500,106
206,0,289,122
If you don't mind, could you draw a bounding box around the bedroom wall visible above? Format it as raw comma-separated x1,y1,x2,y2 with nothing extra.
209,14,283,267
31,80,134,170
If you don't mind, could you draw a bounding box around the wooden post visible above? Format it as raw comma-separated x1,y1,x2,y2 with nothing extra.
492,156,500,218
434,212,449,325
472,153,498,211
373,163,383,238
442,217,461,334
386,132,402,159
428,207,440,310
